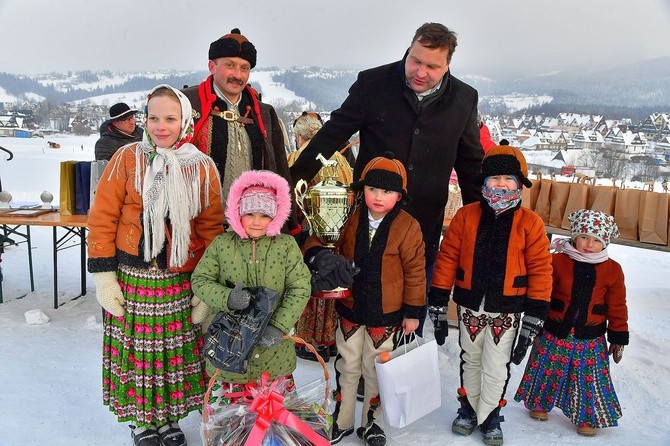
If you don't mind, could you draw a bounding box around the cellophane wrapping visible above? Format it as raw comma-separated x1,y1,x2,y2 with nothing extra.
202,375,333,446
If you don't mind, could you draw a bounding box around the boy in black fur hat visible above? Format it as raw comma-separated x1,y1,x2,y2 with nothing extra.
304,154,426,446
429,145,552,445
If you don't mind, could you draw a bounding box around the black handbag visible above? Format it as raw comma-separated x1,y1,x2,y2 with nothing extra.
203,286,280,374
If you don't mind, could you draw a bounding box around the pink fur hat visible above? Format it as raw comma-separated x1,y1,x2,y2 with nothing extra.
225,170,291,238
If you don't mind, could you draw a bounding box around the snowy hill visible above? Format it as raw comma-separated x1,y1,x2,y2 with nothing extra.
3,60,670,121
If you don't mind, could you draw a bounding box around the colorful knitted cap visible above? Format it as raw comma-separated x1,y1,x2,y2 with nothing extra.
225,170,291,238
568,209,620,247
239,186,277,218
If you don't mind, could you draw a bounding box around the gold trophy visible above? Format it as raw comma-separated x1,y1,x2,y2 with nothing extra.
295,154,356,298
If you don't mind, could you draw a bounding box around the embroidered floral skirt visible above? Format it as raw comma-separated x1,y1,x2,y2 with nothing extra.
294,297,337,346
102,264,206,426
514,330,622,428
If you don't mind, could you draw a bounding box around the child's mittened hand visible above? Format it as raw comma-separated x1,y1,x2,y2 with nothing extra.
191,299,210,324
609,344,624,363
92,271,125,317
511,315,544,365
228,282,252,310
310,249,339,276
428,306,448,345
258,325,284,348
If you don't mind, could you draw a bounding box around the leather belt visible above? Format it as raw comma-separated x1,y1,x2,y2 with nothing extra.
210,109,254,125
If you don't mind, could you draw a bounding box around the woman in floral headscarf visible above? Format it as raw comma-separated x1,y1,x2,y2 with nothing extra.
88,84,224,446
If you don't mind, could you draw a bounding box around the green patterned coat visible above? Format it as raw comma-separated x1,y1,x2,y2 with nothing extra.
191,231,310,383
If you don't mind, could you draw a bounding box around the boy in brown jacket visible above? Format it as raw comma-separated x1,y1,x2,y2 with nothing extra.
305,154,426,446
429,145,552,445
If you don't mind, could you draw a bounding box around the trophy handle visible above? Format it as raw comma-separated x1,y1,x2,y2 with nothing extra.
294,179,313,234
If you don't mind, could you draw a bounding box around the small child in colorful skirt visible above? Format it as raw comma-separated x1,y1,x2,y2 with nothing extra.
514,209,629,437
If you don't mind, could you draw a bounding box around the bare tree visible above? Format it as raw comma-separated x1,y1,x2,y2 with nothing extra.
576,148,601,167
596,144,628,179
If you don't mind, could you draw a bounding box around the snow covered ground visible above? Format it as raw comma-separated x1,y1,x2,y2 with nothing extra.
0,136,669,445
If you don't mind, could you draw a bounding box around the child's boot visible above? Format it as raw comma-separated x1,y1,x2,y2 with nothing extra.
529,409,548,421
330,422,354,444
452,393,478,436
357,422,386,446
479,407,505,446
130,424,160,446
576,424,596,436
157,421,186,446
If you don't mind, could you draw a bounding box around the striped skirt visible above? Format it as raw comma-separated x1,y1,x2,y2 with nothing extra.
102,264,206,427
514,329,622,428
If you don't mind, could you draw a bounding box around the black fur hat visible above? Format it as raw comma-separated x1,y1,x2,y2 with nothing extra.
208,28,257,68
351,151,410,201
481,145,533,188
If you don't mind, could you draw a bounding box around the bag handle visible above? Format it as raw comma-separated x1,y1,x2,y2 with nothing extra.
392,330,420,352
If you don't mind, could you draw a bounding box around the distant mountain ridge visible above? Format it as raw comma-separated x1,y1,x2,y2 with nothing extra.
1,57,669,121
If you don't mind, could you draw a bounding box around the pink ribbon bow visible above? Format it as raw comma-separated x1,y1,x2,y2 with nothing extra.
244,373,330,446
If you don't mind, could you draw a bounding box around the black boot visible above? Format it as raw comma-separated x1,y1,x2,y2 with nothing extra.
157,421,187,446
296,345,329,362
480,408,505,446
330,422,354,444
452,395,477,436
130,425,160,446
357,422,386,446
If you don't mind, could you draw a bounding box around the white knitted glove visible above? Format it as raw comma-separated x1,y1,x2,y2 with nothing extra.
191,295,209,324
92,271,125,317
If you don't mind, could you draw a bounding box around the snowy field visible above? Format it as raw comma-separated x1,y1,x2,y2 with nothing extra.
0,135,669,445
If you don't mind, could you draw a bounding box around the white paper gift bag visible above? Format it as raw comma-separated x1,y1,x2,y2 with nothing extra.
374,335,441,428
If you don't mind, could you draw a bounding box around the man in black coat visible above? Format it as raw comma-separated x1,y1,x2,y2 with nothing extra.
94,103,142,161
290,23,484,316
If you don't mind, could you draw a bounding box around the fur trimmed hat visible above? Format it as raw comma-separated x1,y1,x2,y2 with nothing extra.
109,102,137,121
568,209,620,248
351,152,409,201
209,28,257,68
481,144,532,188
225,170,291,238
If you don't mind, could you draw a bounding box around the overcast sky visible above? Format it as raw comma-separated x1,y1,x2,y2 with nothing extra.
2,0,669,78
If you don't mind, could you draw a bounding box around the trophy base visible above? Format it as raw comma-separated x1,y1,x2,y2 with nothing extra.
313,288,351,299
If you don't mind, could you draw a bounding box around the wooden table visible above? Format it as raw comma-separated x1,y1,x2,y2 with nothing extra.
0,210,88,308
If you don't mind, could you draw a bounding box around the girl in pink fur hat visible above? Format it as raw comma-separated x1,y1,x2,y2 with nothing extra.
190,170,311,413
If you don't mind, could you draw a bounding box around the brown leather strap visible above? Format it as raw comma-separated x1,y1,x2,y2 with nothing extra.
209,109,254,125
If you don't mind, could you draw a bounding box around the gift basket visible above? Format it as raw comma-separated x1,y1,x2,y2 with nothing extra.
202,336,334,446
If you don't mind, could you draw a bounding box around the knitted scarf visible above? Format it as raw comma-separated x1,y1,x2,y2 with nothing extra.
550,238,609,264
133,85,218,268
